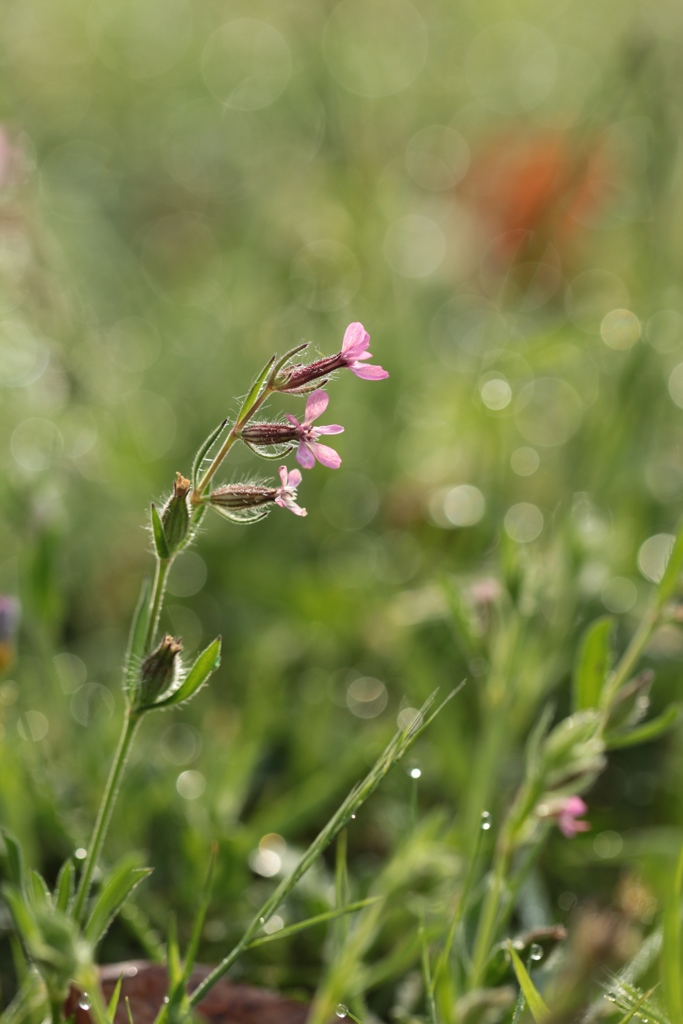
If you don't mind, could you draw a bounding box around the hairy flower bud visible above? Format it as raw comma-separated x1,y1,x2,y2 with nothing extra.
240,422,300,445
161,473,191,553
209,484,278,510
138,635,183,708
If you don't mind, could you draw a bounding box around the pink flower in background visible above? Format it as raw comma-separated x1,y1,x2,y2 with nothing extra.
286,390,344,469
340,322,389,380
555,796,590,838
274,466,307,516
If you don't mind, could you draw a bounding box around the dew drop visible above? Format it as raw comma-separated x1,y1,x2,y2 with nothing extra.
336,1005,348,1019
350,814,356,820
163,996,170,1005
259,916,266,924
481,811,492,831
78,995,91,1011
408,766,422,779
529,943,543,961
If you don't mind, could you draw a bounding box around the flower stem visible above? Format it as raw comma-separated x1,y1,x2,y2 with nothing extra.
601,605,660,709
194,387,274,497
145,557,172,653
72,710,142,924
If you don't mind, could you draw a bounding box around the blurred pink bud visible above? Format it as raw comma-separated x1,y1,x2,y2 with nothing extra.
274,466,307,516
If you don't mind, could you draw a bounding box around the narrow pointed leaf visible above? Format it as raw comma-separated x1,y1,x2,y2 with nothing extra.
606,703,683,749
192,418,228,489
84,857,153,946
125,997,135,1024
237,356,276,423
663,844,683,1022
28,869,51,910
149,637,222,709
0,830,26,890
656,516,683,607
615,987,658,1024
246,898,381,949
507,944,550,1022
573,616,614,711
107,976,123,1021
150,505,170,560
54,859,75,914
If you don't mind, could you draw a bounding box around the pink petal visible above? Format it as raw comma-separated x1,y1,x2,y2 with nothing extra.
349,362,389,380
309,442,341,469
304,389,329,424
563,796,588,816
341,322,370,360
278,465,288,487
316,424,344,435
288,468,302,488
286,413,301,428
288,501,307,516
296,443,316,470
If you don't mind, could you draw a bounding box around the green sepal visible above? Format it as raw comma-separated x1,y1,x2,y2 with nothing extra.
656,516,683,607
507,943,550,1022
54,859,75,914
269,341,309,386
605,702,683,749
237,356,276,423
83,855,153,947
146,636,222,709
124,577,151,705
191,418,228,490
209,504,271,525
150,504,170,560
242,440,295,460
573,616,614,711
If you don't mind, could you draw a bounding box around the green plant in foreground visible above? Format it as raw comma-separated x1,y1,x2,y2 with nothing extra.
1,323,441,1024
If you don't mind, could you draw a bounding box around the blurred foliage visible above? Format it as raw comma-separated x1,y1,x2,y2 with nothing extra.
2,0,683,1014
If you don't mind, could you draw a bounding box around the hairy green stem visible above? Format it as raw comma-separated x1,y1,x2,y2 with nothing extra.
72,711,142,924
145,557,172,653
195,386,274,496
601,605,660,710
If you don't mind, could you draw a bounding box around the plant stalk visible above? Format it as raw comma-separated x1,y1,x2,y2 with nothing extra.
145,557,172,653
72,710,142,924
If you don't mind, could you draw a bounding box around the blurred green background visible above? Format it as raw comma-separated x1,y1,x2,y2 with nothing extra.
2,0,683,1009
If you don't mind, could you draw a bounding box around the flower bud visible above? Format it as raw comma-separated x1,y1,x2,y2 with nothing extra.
274,354,341,393
240,422,299,445
208,484,277,510
137,635,182,708
161,473,191,553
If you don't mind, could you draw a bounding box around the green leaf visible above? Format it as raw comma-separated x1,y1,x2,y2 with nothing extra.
149,636,222,709
54,859,75,914
107,976,123,1021
124,577,151,702
84,857,152,947
0,830,26,890
606,703,683,749
191,419,228,489
150,504,170,560
245,898,382,950
237,356,276,423
573,616,614,711
507,944,550,1022
663,844,683,1022
656,516,683,607
28,870,51,910
615,987,659,1023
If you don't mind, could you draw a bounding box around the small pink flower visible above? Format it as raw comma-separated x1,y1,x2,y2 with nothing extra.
340,323,389,380
554,796,590,838
274,466,307,516
286,390,344,470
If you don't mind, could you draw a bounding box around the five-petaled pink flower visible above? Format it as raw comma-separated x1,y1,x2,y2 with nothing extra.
274,466,307,516
340,323,389,380
554,796,590,838
286,390,344,470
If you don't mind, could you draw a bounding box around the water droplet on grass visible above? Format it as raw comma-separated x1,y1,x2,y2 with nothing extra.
529,943,543,961
78,995,91,1011
336,1005,348,1018
481,811,492,830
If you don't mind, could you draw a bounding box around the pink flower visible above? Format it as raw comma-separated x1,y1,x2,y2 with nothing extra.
274,466,307,516
286,390,344,470
340,323,389,380
554,796,590,838
275,322,388,392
